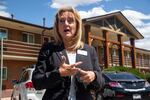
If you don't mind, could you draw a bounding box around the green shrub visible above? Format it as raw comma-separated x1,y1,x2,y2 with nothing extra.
145,72,150,83
103,66,145,79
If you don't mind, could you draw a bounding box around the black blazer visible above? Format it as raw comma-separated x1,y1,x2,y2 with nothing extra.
32,42,104,100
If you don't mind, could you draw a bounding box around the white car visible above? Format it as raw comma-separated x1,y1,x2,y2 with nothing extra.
11,66,45,100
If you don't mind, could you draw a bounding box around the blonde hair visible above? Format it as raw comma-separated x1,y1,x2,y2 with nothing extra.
53,7,83,50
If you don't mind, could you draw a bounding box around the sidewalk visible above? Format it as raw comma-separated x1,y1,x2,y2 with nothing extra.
1,97,11,100
1,89,12,100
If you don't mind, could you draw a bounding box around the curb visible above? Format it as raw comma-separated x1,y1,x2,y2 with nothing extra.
1,97,11,100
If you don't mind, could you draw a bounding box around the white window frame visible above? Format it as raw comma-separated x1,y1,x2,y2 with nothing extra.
22,32,35,44
127,52,130,58
0,28,8,39
112,49,116,56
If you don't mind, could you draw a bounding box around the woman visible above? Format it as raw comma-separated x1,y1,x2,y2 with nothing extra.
32,7,104,100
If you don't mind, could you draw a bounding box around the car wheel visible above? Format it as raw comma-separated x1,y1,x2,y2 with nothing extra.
11,92,17,100
19,94,21,100
11,93,13,100
104,97,112,100
11,98,17,100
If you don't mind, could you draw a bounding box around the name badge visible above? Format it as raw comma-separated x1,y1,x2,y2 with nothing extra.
77,50,87,56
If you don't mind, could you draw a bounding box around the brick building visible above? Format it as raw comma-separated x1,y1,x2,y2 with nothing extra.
0,11,150,89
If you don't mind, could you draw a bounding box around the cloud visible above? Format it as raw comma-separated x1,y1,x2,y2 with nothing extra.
0,1,10,17
0,5,6,10
127,23,150,50
0,10,10,17
78,6,120,19
137,24,150,38
50,0,102,8
122,10,150,50
135,39,150,50
122,10,150,27
79,7,107,19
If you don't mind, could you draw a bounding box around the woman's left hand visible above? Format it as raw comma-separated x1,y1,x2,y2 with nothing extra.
78,69,96,84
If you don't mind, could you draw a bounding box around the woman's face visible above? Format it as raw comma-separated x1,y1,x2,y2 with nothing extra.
58,11,77,41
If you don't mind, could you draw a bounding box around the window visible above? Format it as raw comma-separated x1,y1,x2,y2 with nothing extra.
22,33,34,43
0,67,7,80
22,33,28,42
50,37,55,42
20,70,30,82
43,36,55,44
125,51,130,58
127,52,130,58
43,37,49,43
112,49,116,56
0,28,8,39
107,73,138,80
100,47,104,56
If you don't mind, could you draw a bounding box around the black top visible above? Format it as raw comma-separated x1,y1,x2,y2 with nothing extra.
32,42,104,100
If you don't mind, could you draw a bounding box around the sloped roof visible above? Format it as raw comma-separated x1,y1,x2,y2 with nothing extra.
0,16,51,34
83,11,144,39
0,12,144,39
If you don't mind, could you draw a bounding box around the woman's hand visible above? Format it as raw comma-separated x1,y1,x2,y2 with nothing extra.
59,56,82,77
78,69,96,84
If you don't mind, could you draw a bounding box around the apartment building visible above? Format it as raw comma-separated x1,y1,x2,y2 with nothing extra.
0,16,54,89
0,11,150,89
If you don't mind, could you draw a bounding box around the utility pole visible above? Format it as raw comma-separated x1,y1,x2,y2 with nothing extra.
0,30,6,99
0,38,3,99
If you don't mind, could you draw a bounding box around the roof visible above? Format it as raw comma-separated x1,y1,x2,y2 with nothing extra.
83,11,144,39
0,15,52,34
0,12,144,39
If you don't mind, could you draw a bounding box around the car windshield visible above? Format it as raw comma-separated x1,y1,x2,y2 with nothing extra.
105,73,139,80
20,69,32,82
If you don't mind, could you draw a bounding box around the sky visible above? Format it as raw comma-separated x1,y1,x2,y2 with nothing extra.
0,0,150,50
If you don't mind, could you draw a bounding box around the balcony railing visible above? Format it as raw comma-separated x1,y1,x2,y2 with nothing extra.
0,39,150,68
0,39,41,61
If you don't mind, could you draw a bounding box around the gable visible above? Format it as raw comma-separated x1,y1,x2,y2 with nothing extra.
83,11,144,42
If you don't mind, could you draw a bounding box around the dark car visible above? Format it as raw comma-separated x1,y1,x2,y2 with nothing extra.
97,72,150,100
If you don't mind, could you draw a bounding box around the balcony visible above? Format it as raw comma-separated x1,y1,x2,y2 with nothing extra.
0,39,41,61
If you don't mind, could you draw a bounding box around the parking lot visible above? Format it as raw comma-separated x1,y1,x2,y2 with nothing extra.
1,89,12,100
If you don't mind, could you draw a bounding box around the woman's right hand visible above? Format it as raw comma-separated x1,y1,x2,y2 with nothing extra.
59,56,82,77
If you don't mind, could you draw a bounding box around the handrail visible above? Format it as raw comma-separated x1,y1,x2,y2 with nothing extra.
4,39,41,46
0,40,41,60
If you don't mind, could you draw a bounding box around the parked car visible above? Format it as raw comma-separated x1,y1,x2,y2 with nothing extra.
97,72,150,100
11,65,45,100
